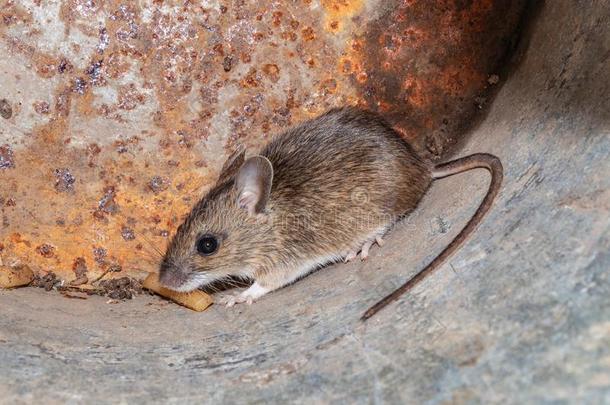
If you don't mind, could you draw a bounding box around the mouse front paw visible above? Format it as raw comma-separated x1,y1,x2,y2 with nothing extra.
216,293,248,307
215,282,271,307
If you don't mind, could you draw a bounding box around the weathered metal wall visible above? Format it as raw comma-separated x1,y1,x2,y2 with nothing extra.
1,0,609,402
0,0,525,282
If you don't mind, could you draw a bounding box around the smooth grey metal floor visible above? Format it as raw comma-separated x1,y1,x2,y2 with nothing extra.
1,1,609,403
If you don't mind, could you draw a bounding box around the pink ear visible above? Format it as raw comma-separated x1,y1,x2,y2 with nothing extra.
236,156,273,215
237,190,258,214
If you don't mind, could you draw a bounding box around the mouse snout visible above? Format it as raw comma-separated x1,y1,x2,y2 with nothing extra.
158,261,191,291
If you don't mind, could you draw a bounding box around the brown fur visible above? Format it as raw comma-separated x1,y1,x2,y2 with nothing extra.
160,107,432,291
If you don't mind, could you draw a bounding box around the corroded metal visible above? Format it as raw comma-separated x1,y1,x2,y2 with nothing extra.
0,0,525,282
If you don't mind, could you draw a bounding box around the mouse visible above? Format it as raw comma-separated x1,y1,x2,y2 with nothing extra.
158,106,503,320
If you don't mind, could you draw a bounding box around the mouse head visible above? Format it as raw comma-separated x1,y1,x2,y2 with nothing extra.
159,147,274,292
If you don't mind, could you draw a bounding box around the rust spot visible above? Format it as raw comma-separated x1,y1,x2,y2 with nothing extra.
34,54,59,78
117,84,146,110
223,56,233,72
148,176,170,194
33,101,50,115
356,71,367,84
121,226,136,241
262,64,281,83
0,2,33,26
36,243,56,258
301,26,315,41
0,99,12,119
55,88,72,117
320,78,337,95
72,77,89,95
85,59,105,86
212,43,224,56
272,11,283,26
54,168,76,193
0,145,15,169
240,52,252,63
280,31,297,41
87,143,101,167
97,27,109,54
57,58,74,74
93,247,107,266
72,257,88,278
98,186,120,214
339,58,352,74
321,0,364,16
241,68,260,88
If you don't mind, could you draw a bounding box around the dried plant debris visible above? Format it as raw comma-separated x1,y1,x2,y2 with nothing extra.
98,277,142,300
30,271,142,301
31,272,62,291
61,291,89,299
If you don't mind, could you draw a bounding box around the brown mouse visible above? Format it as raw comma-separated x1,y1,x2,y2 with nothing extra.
159,107,502,320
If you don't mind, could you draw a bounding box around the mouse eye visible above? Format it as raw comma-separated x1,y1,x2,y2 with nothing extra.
196,234,219,256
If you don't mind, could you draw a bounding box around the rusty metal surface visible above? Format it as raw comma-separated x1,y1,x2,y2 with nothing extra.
0,1,525,282
0,0,609,402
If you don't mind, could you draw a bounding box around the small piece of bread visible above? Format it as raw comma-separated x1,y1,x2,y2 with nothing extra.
142,273,213,312
0,264,34,288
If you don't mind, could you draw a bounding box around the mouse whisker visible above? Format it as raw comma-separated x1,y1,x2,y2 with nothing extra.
133,231,165,259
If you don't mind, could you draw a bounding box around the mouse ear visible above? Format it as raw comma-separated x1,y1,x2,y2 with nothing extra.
216,145,246,185
236,156,273,215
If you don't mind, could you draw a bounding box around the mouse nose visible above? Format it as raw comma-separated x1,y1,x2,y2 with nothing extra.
158,262,189,290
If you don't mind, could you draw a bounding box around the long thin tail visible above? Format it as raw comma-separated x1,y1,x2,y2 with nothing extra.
361,153,503,321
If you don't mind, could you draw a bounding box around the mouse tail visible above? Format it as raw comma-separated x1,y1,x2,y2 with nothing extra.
361,153,503,321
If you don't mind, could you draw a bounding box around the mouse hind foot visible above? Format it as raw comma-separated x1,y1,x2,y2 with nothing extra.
360,235,385,260
344,232,386,262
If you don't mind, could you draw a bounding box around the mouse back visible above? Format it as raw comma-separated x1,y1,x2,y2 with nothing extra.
256,107,432,261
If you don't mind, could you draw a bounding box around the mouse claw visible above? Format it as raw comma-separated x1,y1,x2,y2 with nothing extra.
216,294,237,307
375,235,384,247
246,296,253,305
344,250,358,263
360,240,374,260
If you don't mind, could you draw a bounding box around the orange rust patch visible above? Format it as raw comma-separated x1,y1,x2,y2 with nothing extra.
321,0,364,33
33,54,60,79
0,2,33,26
240,68,260,88
321,0,364,18
346,0,525,154
320,78,338,95
327,20,341,32
0,0,524,284
301,26,315,41
262,64,281,83
75,91,96,117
